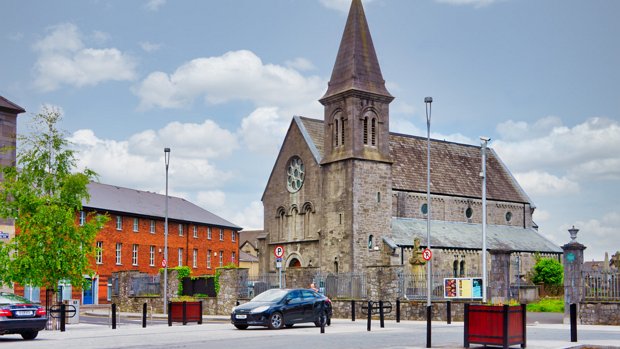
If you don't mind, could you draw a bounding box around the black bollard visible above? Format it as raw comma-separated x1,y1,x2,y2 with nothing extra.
367,301,372,331
142,303,147,328
167,302,172,327
570,303,577,342
320,303,326,334
111,303,117,330
198,301,203,325
182,301,187,325
60,303,66,332
351,300,356,322
426,305,431,348
396,299,400,323
447,301,452,324
379,300,385,328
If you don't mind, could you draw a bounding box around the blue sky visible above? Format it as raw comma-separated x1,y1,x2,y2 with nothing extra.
1,0,619,261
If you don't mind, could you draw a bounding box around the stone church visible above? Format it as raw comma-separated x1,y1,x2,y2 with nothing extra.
258,0,561,284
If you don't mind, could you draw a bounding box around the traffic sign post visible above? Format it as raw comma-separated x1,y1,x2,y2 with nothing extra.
161,259,167,268
422,248,432,261
274,246,284,288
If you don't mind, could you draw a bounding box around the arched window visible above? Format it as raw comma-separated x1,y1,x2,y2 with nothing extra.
340,116,345,146
453,260,459,278
333,112,345,147
363,111,378,147
334,118,339,148
371,118,376,146
363,116,369,145
368,235,374,249
459,260,466,277
276,207,286,241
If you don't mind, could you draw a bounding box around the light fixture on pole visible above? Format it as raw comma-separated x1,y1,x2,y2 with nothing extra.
163,147,171,314
424,96,433,348
480,137,490,303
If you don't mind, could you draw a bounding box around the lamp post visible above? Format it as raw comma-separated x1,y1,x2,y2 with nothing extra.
424,96,433,348
163,147,171,314
480,137,490,303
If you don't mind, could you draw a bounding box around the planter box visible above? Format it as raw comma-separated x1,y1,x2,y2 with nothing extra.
464,303,526,349
168,301,203,325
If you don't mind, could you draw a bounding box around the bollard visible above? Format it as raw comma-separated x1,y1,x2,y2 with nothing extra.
379,300,385,328
426,305,432,348
447,301,452,324
320,303,326,334
142,303,147,328
570,303,577,342
182,301,187,325
396,299,400,323
351,300,356,321
198,300,203,325
60,303,66,332
167,302,172,327
367,301,372,332
111,303,117,330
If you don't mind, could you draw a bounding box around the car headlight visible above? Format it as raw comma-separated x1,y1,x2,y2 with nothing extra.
250,305,270,313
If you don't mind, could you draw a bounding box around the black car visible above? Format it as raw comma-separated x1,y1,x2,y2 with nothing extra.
0,292,48,340
231,288,332,329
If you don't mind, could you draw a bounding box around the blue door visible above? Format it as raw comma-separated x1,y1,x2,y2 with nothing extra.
83,278,95,304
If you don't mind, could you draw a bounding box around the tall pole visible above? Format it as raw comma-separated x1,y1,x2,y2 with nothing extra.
163,147,171,314
424,96,433,348
480,137,490,303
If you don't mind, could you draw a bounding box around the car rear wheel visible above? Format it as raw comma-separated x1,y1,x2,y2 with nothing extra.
268,312,283,329
314,311,327,327
21,331,38,340
234,324,248,330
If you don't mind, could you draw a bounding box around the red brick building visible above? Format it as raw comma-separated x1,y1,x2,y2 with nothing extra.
16,182,241,305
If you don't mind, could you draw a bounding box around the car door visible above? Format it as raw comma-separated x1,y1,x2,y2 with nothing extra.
283,290,304,323
301,290,318,322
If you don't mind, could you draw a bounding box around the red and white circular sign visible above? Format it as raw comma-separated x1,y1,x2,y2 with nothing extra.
274,245,285,258
422,248,432,261
161,259,167,268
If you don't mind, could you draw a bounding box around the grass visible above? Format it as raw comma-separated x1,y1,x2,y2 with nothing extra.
526,298,564,312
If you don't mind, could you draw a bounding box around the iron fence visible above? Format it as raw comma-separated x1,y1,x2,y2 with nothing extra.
242,273,285,298
313,272,367,299
583,271,620,301
129,274,160,296
398,271,481,300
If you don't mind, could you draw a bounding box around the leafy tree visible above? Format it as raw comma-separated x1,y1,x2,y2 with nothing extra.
0,107,108,291
531,257,564,286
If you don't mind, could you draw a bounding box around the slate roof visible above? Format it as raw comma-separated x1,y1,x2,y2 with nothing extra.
298,117,531,204
389,218,562,254
239,230,264,250
84,182,241,230
239,250,259,263
0,96,25,114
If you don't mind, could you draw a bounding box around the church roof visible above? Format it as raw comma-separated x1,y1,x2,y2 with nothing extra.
321,0,391,100
0,95,25,114
84,182,242,230
389,218,562,254
298,117,532,204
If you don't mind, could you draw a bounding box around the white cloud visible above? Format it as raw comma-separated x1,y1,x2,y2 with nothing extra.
134,50,325,111
145,0,166,11
435,0,498,8
565,212,620,260
232,201,264,230
196,191,227,212
140,41,162,52
238,107,289,155
32,23,136,92
513,171,579,197
532,209,550,223
496,116,563,141
320,0,375,12
493,117,620,181
91,30,110,44
285,57,315,71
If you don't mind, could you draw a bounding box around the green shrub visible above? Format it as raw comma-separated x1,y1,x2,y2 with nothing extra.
526,298,564,312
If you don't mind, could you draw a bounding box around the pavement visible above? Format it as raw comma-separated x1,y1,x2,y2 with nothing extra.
0,305,605,349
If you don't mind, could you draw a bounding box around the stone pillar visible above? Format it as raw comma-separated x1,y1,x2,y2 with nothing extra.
217,268,248,314
489,250,511,302
366,265,403,301
285,267,319,289
562,226,585,323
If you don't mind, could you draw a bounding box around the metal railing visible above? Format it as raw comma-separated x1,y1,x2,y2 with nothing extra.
314,272,367,299
398,271,480,300
243,273,285,298
583,272,620,301
130,275,160,296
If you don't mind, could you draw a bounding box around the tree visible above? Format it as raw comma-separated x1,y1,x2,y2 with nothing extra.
531,257,564,286
0,107,108,291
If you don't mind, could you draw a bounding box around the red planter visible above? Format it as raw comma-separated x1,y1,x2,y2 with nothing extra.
168,301,203,325
464,303,526,349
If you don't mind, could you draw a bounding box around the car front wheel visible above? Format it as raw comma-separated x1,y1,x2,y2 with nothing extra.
21,331,38,340
268,312,283,329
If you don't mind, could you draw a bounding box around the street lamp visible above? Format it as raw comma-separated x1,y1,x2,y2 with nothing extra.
163,147,171,314
424,96,433,348
480,137,490,303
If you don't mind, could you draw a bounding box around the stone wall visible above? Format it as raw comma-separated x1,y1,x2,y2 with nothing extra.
579,302,620,325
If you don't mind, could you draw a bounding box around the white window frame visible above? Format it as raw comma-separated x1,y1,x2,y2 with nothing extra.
219,250,223,267
232,231,236,242
193,249,198,268
207,227,212,240
232,251,236,264
96,241,103,264
179,223,183,236
116,216,122,230
207,250,212,269
178,248,183,266
193,225,198,238
132,244,139,266
116,243,122,265
79,211,85,226
150,220,156,234
133,218,139,232
149,246,155,266
219,228,224,241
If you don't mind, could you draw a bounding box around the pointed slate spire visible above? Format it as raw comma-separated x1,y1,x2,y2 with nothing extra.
321,0,392,101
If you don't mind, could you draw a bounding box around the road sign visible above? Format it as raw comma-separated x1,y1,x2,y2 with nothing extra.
422,248,432,261
162,259,167,268
274,245,284,258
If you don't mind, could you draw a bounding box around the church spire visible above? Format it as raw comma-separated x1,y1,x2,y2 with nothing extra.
320,0,392,101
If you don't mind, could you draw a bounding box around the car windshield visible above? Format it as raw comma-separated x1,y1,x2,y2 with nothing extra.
250,289,288,302
0,292,35,305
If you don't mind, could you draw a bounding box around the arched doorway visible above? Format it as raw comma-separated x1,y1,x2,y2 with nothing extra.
288,258,301,268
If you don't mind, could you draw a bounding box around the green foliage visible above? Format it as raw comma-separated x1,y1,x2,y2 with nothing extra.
221,263,238,269
531,258,564,286
214,270,221,295
0,107,108,290
173,266,191,295
170,295,197,302
526,298,564,312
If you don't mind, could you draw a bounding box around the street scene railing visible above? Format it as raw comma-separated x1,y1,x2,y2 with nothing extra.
583,271,620,301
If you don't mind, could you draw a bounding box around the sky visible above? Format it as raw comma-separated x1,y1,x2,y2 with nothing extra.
1,0,619,262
